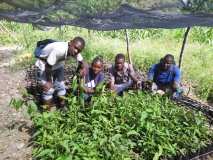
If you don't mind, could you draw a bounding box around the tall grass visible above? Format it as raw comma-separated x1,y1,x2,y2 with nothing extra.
0,21,212,100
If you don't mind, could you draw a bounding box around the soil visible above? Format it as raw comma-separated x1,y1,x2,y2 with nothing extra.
0,66,32,160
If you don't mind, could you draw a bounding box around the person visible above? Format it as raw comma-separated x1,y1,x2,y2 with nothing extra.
147,54,182,99
79,56,105,102
35,36,86,109
108,53,140,95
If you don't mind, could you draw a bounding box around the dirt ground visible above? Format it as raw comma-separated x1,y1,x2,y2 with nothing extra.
0,67,32,160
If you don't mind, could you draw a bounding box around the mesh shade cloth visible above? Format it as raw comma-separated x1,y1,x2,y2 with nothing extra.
0,0,212,30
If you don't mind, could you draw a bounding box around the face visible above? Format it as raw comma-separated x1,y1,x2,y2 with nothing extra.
92,61,103,75
115,58,125,71
68,40,84,56
162,57,173,70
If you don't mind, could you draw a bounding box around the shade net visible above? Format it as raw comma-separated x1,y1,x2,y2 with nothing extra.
0,0,213,30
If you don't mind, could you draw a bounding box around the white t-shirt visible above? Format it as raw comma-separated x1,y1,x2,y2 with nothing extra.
35,42,83,71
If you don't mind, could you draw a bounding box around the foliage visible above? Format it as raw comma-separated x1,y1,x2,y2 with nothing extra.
9,98,24,111
4,21,212,159
30,92,213,159
189,0,213,13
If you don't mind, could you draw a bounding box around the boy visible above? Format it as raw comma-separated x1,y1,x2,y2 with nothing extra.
108,53,139,95
35,36,85,109
147,54,182,98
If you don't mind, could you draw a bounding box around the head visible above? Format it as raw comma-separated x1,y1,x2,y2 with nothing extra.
161,54,175,70
115,53,125,71
68,36,85,56
91,56,103,75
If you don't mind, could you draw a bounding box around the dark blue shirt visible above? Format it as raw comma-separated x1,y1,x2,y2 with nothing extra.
147,64,181,85
85,68,104,88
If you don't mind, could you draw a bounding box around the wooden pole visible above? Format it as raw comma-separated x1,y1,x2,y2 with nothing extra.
178,27,190,68
125,29,132,64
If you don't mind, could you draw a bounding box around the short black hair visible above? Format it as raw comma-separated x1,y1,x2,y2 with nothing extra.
92,55,103,66
164,54,174,61
115,53,125,61
72,36,85,46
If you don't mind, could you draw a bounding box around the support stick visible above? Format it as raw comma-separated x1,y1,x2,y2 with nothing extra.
125,29,132,64
178,27,190,68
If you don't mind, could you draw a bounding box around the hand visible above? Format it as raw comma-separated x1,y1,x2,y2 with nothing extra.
42,81,53,92
84,87,93,93
109,83,115,90
136,81,142,89
151,82,158,92
132,80,141,89
156,90,165,95
142,80,153,90
108,78,115,90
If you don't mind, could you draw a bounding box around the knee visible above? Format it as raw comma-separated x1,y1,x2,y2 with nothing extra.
42,87,54,101
54,81,66,96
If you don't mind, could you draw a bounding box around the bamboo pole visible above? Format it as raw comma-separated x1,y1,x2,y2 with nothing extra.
178,27,191,68
125,29,132,64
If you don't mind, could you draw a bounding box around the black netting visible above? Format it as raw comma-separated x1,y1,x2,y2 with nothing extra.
0,0,212,30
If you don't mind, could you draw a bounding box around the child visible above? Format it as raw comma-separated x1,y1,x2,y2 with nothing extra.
147,54,182,99
80,56,105,101
108,53,139,95
35,37,86,109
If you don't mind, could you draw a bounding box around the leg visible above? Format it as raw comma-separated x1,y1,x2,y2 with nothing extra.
53,67,66,107
36,68,54,109
114,80,132,95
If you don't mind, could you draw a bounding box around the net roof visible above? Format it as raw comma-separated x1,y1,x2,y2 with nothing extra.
0,0,213,30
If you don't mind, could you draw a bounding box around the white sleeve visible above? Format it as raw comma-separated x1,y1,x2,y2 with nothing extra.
47,51,57,66
35,59,45,71
76,53,83,62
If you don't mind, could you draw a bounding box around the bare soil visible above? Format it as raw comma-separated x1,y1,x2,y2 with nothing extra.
0,67,32,160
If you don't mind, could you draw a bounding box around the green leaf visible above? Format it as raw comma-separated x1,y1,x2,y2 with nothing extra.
27,100,38,115
60,140,70,153
127,130,140,137
153,145,163,160
9,98,24,110
36,149,54,158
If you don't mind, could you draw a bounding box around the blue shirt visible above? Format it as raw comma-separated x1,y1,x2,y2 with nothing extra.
85,68,104,88
147,64,181,85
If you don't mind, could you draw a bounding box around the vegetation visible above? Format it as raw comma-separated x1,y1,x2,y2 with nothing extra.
15,91,212,160
189,0,213,13
3,20,213,159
